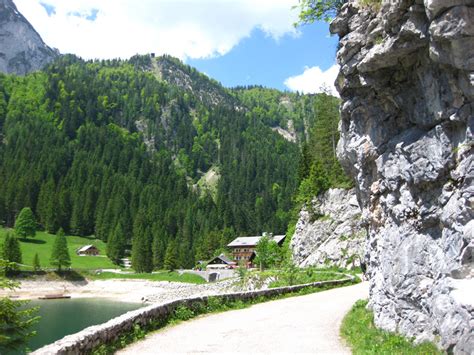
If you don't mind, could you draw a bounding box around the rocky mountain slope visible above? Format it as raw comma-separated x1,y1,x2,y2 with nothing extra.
0,0,57,75
291,188,366,269
331,0,473,352
152,55,240,110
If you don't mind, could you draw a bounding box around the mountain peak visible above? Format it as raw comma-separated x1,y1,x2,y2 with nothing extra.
0,0,58,75
151,55,240,109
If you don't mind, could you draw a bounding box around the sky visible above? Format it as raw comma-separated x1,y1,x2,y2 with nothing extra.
15,0,339,95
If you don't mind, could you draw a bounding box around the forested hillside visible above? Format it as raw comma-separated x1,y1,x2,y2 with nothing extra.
0,54,343,270
231,86,320,144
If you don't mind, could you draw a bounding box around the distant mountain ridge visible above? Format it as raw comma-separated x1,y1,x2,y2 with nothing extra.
0,1,343,271
0,0,58,75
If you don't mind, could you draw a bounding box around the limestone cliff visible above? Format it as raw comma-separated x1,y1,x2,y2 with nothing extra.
0,0,57,75
331,0,473,352
291,188,366,269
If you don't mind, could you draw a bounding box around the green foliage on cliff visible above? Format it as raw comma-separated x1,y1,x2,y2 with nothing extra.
295,0,381,24
295,0,347,24
341,300,442,354
295,93,352,205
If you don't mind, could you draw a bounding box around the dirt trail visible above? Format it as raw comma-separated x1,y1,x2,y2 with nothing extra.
119,282,369,354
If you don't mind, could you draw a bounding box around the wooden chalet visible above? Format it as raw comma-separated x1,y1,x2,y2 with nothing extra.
206,254,236,269
76,245,99,256
227,233,285,267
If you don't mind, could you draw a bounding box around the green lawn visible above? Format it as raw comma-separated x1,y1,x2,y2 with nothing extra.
0,227,117,270
256,267,357,288
87,271,206,284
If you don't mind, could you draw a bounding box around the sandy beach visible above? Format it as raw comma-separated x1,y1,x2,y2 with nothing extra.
0,278,238,304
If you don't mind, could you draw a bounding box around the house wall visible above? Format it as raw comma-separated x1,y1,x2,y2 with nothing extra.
231,247,255,263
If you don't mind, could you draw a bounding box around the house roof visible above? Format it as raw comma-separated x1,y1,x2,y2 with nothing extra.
227,236,261,247
208,254,235,265
272,234,286,244
227,235,286,247
77,245,97,252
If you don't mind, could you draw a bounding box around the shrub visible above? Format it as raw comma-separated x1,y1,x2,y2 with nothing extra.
341,299,442,354
174,306,194,321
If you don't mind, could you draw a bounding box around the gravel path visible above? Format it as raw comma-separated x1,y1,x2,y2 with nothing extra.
119,282,369,354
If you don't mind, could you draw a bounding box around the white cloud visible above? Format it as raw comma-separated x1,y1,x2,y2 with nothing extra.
284,64,340,96
15,0,300,60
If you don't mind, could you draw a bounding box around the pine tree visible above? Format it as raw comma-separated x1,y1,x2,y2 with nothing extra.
33,253,41,272
131,211,153,273
69,200,84,236
0,259,39,352
106,222,126,264
50,228,71,272
56,184,71,232
1,233,22,273
14,207,36,239
163,241,178,271
152,234,165,269
297,143,311,183
36,179,57,233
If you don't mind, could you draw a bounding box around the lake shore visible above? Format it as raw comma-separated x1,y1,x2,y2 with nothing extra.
0,278,238,304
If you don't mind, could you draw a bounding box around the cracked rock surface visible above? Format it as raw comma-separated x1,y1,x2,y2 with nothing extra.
0,0,57,75
331,0,473,353
291,188,366,269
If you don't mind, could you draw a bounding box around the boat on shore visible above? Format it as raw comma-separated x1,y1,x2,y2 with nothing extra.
38,294,71,300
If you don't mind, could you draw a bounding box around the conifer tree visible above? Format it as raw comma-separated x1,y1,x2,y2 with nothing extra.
50,228,71,272
0,261,39,352
131,211,153,273
1,233,22,273
14,207,36,239
152,234,165,269
69,202,84,236
106,222,126,264
163,241,178,271
36,179,57,233
32,253,41,272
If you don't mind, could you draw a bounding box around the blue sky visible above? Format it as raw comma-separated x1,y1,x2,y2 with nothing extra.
17,0,339,94
188,23,338,91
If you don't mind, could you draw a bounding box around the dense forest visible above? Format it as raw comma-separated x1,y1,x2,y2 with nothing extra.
0,54,346,271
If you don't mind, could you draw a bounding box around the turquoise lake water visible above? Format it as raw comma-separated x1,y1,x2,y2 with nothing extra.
16,298,143,353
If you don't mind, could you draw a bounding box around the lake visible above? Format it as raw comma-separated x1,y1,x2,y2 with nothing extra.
16,298,143,353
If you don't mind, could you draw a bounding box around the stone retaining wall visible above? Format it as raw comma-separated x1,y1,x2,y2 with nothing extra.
32,275,354,355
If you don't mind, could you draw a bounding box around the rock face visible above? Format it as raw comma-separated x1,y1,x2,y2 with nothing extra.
291,188,366,269
0,0,57,75
331,0,473,352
